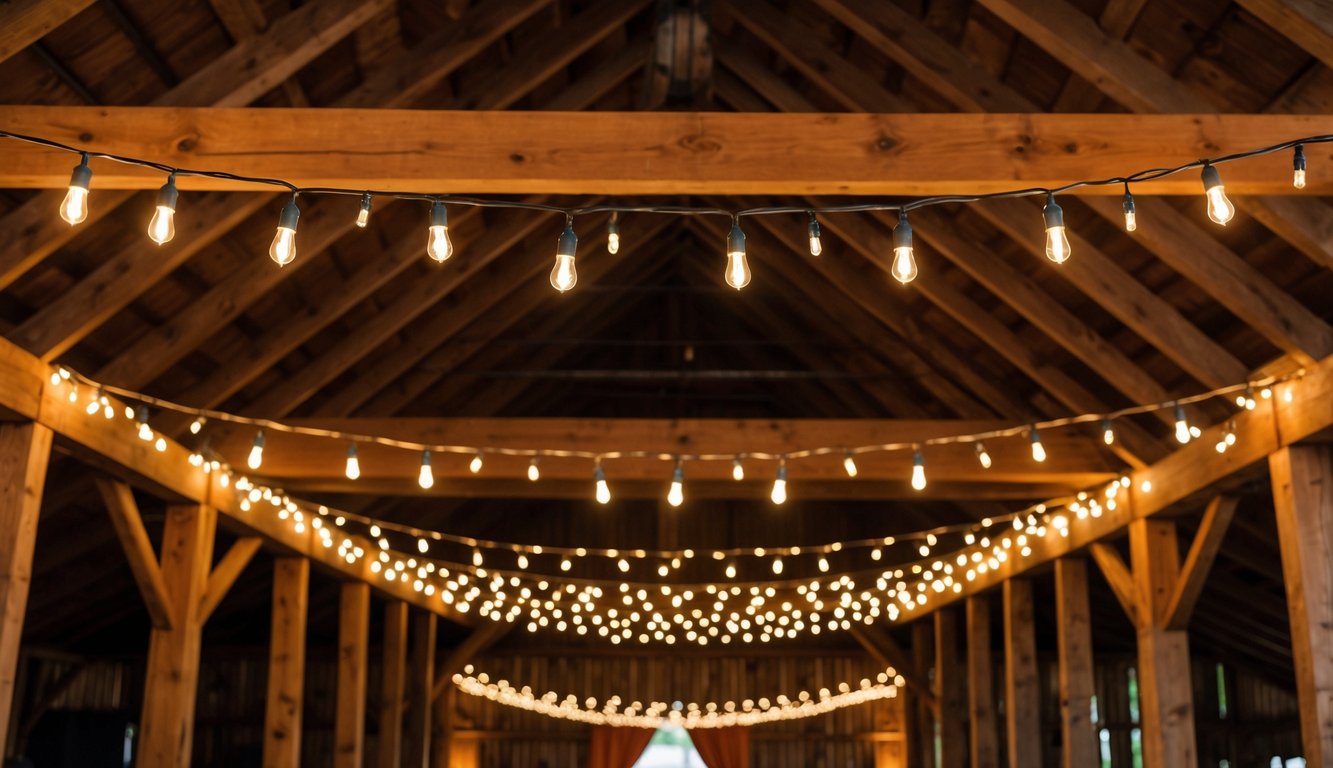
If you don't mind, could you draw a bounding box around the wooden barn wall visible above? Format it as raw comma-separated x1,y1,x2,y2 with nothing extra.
8,648,1302,766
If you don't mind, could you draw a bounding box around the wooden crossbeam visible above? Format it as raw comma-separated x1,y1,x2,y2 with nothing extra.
2,109,1330,194
199,536,263,622
0,0,95,64
1089,543,1141,628
1161,496,1238,631
95,478,175,630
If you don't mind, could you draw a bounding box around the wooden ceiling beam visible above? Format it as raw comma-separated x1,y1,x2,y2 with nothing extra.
0,0,95,65
4,109,1328,195
237,207,552,418
809,207,1164,468
1237,195,1333,272
712,45,817,112
543,38,651,110
807,0,1038,112
205,0,312,106
1235,0,1333,71
972,198,1249,388
1080,195,1333,362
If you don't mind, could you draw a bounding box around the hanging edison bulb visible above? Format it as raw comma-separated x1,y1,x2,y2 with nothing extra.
61,154,92,225
594,464,611,504
724,220,751,290
974,442,992,469
1173,403,1192,444
469,451,484,474
189,416,206,435
148,174,178,244
1101,418,1115,446
843,451,858,478
1121,187,1137,232
1029,426,1047,463
725,562,737,579
890,212,918,284
135,406,153,441
770,461,788,505
551,220,578,292
910,450,926,491
732,456,745,482
667,461,685,507
606,213,620,255
426,201,454,263
527,458,540,482
1200,163,1235,226
807,212,823,257
418,450,434,489
356,193,373,228
269,196,301,266
1043,193,1071,263
247,431,265,470
1293,145,1306,190
345,444,361,480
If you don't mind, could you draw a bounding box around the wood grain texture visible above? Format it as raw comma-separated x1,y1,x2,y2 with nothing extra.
966,596,999,768
334,582,369,768
379,601,408,768
1055,559,1098,768
1002,579,1041,768
95,478,175,630
0,0,94,64
263,557,309,768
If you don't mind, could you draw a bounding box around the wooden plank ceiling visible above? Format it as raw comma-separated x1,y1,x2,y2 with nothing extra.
0,0,1328,686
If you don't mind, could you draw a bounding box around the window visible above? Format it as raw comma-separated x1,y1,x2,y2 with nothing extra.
632,725,706,768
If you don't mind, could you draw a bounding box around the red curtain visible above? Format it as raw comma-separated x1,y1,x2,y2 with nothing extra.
689,727,751,768
588,725,655,768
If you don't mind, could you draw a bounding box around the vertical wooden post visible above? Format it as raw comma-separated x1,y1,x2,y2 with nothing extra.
0,422,50,755
936,607,967,768
137,502,216,768
1271,445,1333,765
263,557,309,768
1055,559,1098,768
1003,578,1040,768
911,620,935,768
1129,518,1196,768
965,596,998,768
405,611,437,768
335,582,370,768
380,601,408,768
433,685,456,768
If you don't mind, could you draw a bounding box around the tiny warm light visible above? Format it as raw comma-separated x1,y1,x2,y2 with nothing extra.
1029,426,1047,463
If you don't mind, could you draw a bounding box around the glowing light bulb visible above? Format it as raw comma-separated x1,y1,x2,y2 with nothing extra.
667,463,684,507
891,213,917,284
418,450,434,489
189,416,206,435
136,407,153,441
356,193,372,228
975,442,992,469
1293,145,1306,190
1237,385,1257,411
1173,403,1192,444
425,201,454,262
594,465,611,504
1029,427,1046,463
910,450,926,491
527,458,540,482
60,155,92,225
807,212,822,257
1122,189,1136,232
843,452,858,478
770,462,788,505
470,452,483,474
345,444,360,480
607,214,620,255
772,557,783,575
247,431,265,470
1043,194,1071,263
725,563,737,579
1101,418,1115,446
725,221,750,290
517,554,528,570
472,549,483,567
148,175,178,244
818,556,830,573
418,538,429,554
269,197,300,266
1201,164,1235,226
551,222,578,292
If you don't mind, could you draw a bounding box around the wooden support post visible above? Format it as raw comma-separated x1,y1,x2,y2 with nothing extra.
911,620,934,768
935,608,967,768
405,611,437,768
334,582,370,768
433,686,455,768
263,557,309,768
1270,445,1333,765
1003,578,1041,768
0,423,52,755
379,601,408,768
965,596,998,768
1129,519,1196,768
1055,559,1098,768
137,503,216,768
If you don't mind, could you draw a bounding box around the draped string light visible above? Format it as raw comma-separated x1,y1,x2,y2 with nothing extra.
452,664,903,729
5,129,1325,292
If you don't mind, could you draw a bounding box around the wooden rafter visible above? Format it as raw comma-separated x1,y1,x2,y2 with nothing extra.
0,0,95,65
1161,496,1238,631
199,536,263,622
3,109,1328,194
1235,0,1333,70
95,478,176,630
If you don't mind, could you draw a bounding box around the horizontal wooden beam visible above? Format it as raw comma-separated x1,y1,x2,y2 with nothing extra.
0,108,1329,194
0,336,469,626
205,417,1120,492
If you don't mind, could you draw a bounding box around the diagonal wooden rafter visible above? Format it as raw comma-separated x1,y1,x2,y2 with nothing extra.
0,0,95,65
972,198,1249,389
206,0,312,106
1235,0,1333,71
1161,496,1238,631
1088,542,1141,628
431,620,513,702
199,536,263,622
95,478,175,630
